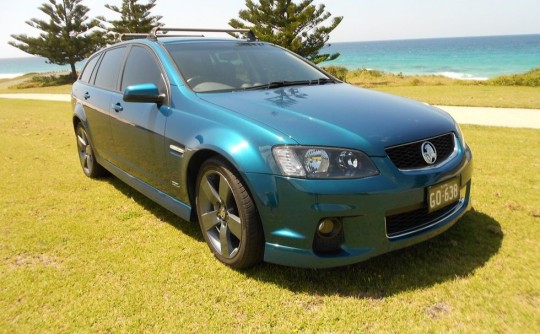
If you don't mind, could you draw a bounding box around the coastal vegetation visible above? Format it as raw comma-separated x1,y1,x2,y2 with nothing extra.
10,73,74,89
9,0,106,80
9,0,343,81
229,0,343,64
0,73,72,94
487,67,540,87
0,98,538,332
101,0,162,35
324,66,540,87
8,0,165,81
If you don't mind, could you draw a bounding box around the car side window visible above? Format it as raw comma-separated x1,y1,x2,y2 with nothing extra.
79,54,100,84
94,47,127,91
121,46,166,94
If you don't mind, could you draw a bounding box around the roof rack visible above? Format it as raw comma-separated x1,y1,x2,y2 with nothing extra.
148,27,257,42
120,33,204,41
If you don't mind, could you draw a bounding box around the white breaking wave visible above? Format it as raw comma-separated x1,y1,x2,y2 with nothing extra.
436,71,488,81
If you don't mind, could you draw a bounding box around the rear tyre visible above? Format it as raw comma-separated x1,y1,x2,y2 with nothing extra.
75,123,108,178
195,157,264,269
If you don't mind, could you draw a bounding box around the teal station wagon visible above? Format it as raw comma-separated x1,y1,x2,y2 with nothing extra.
72,28,473,268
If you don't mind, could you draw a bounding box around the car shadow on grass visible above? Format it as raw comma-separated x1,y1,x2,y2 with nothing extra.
105,176,204,242
242,210,503,298
104,176,502,297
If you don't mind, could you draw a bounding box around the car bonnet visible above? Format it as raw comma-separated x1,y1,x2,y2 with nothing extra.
199,84,456,156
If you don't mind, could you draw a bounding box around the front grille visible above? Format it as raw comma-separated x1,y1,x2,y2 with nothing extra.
385,133,456,170
386,201,460,238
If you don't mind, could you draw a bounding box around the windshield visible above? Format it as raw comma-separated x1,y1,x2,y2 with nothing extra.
165,41,332,93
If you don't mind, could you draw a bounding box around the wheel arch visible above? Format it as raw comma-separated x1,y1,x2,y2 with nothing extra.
72,102,87,130
185,149,216,222
185,148,265,238
179,124,282,220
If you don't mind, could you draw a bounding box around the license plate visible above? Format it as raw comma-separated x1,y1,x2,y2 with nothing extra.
427,178,460,212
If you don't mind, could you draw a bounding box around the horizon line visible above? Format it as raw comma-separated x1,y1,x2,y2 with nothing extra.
2,32,539,60
328,32,540,44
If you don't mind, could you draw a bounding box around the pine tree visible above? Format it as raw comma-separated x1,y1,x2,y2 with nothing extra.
102,0,162,38
9,0,106,80
229,0,343,64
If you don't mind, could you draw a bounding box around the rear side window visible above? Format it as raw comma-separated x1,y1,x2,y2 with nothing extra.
79,54,100,83
94,47,127,91
121,46,166,93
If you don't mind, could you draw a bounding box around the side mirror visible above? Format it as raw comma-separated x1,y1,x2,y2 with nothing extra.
123,83,165,104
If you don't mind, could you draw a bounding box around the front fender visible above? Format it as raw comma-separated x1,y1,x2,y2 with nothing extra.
185,127,281,175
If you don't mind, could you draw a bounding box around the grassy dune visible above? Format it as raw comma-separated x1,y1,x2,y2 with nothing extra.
0,73,72,94
1,99,539,332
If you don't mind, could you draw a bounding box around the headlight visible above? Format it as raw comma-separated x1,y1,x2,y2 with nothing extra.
272,146,379,179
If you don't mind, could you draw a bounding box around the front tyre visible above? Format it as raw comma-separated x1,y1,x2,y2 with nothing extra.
75,123,108,178
196,157,264,269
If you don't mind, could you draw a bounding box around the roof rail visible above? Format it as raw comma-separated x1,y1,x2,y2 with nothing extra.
119,33,149,41
119,33,204,41
148,27,257,42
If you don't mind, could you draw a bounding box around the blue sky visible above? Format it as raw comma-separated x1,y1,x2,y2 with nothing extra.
1,0,539,58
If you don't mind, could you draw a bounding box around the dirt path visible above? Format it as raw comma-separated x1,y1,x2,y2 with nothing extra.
437,105,540,129
0,93,70,102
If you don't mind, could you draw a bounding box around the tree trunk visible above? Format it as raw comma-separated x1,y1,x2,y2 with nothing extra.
69,62,78,81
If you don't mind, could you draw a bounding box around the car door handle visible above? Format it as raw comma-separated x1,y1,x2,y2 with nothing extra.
112,103,123,112
84,92,90,100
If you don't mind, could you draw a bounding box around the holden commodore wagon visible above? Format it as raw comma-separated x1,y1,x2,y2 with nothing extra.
71,27,473,269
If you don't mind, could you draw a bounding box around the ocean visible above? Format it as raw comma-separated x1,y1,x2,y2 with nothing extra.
323,34,540,80
0,57,84,79
1,34,539,80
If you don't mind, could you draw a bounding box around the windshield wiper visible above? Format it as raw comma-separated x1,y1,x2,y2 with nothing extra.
315,77,339,84
243,80,310,90
243,78,338,91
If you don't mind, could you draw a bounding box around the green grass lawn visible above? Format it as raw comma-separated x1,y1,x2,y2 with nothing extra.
1,99,539,333
374,85,540,109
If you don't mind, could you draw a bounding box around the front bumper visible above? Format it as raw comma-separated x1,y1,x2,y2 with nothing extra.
245,145,473,268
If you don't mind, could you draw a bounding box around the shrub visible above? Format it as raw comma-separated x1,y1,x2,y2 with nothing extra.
322,66,349,81
487,68,540,87
11,73,76,89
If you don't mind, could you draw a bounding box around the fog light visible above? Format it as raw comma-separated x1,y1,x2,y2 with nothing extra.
317,218,341,237
314,218,344,255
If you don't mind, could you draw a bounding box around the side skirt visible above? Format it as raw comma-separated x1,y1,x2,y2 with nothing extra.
100,159,193,222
